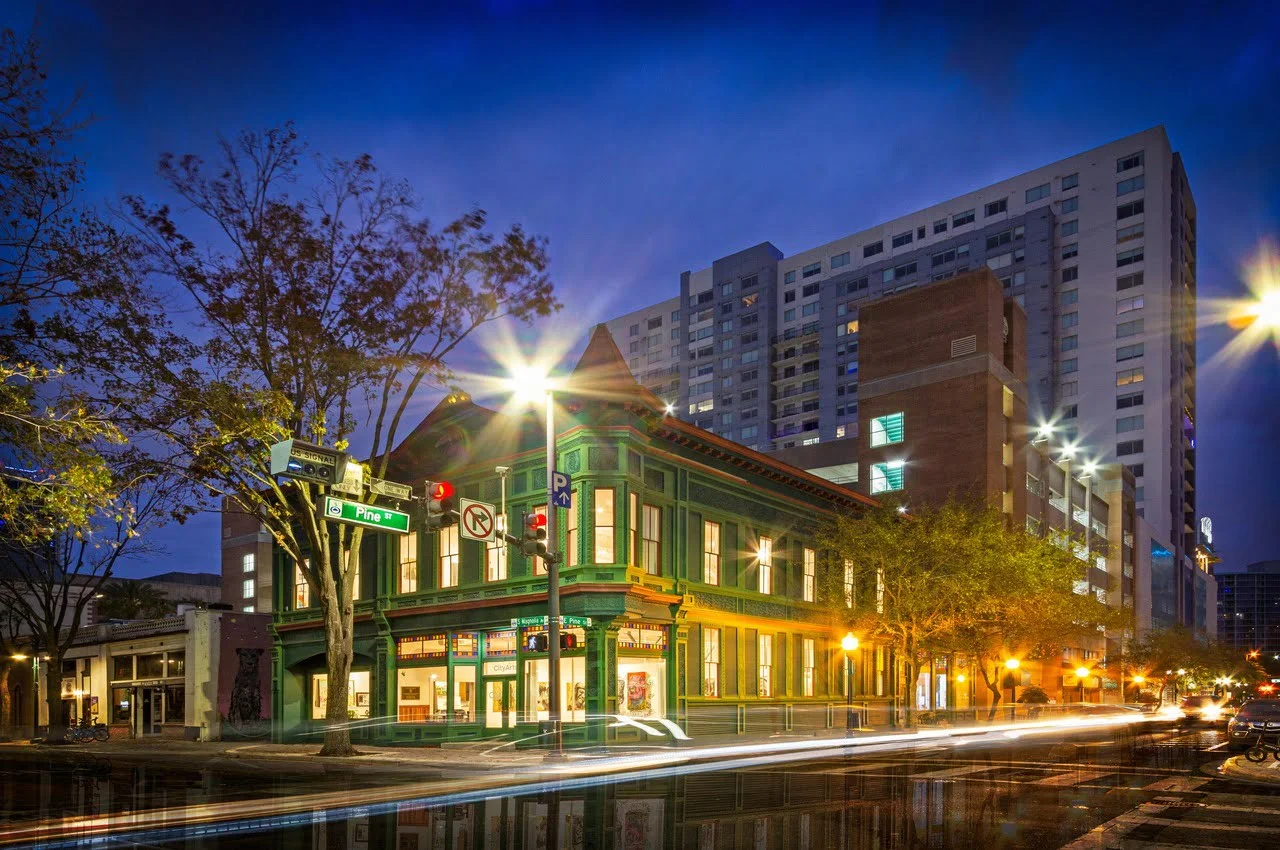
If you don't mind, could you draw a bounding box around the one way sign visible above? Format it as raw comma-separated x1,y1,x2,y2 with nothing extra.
551,470,572,508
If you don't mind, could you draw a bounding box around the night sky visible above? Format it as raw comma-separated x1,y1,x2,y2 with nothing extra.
6,1,1278,575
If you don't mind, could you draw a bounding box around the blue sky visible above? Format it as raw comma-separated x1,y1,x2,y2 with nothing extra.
7,1,1279,573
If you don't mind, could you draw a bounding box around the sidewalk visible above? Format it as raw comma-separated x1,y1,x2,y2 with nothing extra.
1215,753,1280,785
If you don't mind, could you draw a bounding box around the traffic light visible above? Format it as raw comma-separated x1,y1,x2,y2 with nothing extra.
560,632,577,650
425,480,456,530
526,632,549,652
269,439,346,486
521,510,548,557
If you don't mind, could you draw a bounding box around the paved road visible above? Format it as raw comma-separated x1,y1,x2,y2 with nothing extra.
1,726,1274,848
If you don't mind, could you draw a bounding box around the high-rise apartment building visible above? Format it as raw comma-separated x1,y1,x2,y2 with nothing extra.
1215,561,1280,655
606,126,1200,629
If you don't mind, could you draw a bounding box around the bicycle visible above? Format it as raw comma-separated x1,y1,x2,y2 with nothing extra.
67,716,110,743
1244,732,1280,763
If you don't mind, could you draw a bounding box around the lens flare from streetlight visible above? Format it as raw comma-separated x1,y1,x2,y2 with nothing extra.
1203,239,1280,372
1004,658,1021,670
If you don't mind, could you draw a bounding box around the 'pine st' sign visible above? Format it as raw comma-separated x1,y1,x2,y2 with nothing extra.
323,496,410,534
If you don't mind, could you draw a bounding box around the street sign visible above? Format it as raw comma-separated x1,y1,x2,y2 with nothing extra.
551,470,572,508
459,498,498,542
322,496,410,534
369,477,413,501
331,460,364,496
508,615,592,628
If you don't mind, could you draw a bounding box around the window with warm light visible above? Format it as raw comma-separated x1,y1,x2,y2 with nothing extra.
758,634,773,697
802,638,815,696
870,412,905,447
294,560,310,609
628,492,639,566
439,526,460,588
566,492,578,567
758,536,774,594
703,628,720,697
486,534,507,581
399,532,418,593
703,521,721,585
641,504,662,575
802,548,816,602
242,578,255,599
593,488,615,563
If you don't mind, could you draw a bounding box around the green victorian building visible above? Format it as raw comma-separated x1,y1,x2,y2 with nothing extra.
267,327,879,746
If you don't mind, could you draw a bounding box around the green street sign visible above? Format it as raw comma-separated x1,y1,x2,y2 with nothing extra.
323,496,410,534
561,616,592,627
509,615,592,628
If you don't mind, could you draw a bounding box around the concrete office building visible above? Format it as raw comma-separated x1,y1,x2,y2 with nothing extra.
606,126,1200,630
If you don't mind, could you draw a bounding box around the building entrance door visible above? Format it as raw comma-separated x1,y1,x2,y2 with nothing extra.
484,679,516,730
137,687,162,736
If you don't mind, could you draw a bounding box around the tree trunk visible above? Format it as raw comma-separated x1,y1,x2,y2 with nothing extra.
0,663,11,739
43,654,67,743
981,663,1002,722
318,590,357,757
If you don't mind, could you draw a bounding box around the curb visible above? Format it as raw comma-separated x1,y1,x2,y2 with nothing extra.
1201,756,1280,787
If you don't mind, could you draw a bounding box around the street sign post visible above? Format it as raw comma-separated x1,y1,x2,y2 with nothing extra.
322,496,410,534
459,498,498,542
551,470,571,508
369,477,413,501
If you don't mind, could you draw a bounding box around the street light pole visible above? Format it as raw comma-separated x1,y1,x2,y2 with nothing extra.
544,390,563,754
841,633,858,736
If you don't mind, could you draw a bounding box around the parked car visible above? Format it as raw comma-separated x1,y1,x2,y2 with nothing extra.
1177,694,1231,726
1227,699,1280,752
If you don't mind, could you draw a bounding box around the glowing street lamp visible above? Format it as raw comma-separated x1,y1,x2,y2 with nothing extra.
1075,666,1091,705
507,363,564,753
841,633,859,735
1004,658,1021,720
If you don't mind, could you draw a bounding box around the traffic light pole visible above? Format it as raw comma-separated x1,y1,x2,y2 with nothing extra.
544,390,563,755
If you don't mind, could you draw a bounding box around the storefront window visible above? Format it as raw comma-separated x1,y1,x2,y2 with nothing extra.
454,666,477,723
485,630,517,657
111,687,131,723
641,504,661,575
524,657,586,723
164,684,185,722
397,667,448,722
112,656,133,681
628,492,639,566
617,657,666,719
311,670,370,721
136,653,164,679
398,634,447,661
166,651,185,678
593,488,615,564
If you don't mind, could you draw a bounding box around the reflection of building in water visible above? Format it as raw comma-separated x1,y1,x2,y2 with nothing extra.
265,328,885,747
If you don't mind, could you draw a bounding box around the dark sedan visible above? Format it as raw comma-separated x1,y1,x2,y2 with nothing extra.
1226,699,1280,752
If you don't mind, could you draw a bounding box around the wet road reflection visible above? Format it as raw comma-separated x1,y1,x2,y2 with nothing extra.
0,729,1273,849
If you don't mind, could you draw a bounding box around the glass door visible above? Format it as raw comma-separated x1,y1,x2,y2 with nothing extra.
484,679,516,729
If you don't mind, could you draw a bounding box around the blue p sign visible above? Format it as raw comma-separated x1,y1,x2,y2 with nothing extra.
551,471,572,508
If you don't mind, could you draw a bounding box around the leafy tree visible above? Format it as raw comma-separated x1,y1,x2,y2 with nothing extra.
0,453,182,742
100,126,559,755
818,500,1128,720
1130,627,1264,705
94,579,172,621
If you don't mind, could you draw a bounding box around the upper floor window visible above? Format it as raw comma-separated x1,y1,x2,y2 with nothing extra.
1062,172,1079,190
486,534,507,582
628,493,639,566
952,209,975,227
863,241,883,258
703,520,721,585
784,270,796,284
892,231,913,248
295,560,311,609
802,548,816,602
439,526,460,588
831,251,850,268
802,262,822,278
870,412,905,447
757,536,774,594
1117,175,1145,196
399,532,418,593
802,638,816,697
242,578,255,599
984,198,1007,216
593,488,615,564
641,504,662,576
758,634,774,697
1025,183,1050,203
242,553,255,573
1061,196,1078,214
870,461,905,494
1116,151,1144,173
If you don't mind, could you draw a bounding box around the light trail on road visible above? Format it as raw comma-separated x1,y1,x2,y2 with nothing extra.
0,712,1175,849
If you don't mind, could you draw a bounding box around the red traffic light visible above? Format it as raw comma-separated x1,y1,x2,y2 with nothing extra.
526,511,547,530
429,481,455,501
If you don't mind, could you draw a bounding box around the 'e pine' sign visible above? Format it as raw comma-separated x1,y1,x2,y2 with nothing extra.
323,496,410,534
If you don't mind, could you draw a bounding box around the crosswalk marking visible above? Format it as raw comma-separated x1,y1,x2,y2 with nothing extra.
1034,768,1114,786
910,764,1001,780
1062,798,1280,849
1141,776,1210,792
